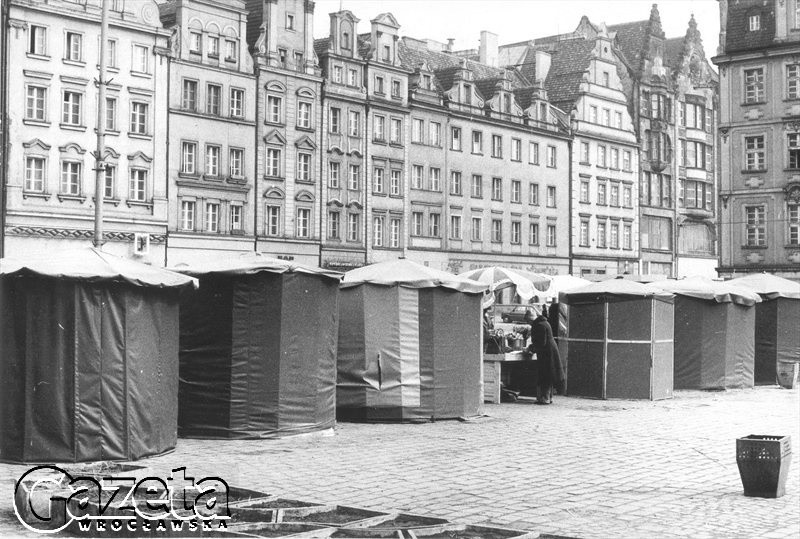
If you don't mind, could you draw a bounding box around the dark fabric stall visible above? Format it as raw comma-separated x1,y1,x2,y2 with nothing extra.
650,278,760,390
728,274,800,385
338,260,487,421
0,249,195,464
560,279,675,400
175,255,341,438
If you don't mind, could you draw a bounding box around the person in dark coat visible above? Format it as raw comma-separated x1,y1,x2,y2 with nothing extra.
525,305,565,404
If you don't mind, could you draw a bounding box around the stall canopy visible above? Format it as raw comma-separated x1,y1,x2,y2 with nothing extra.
339,260,488,421
560,279,675,400
0,248,196,463
458,266,543,302
174,253,341,438
649,278,761,390
728,273,800,384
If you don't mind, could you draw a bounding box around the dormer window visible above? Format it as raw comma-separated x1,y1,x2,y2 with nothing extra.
286,14,295,31
421,74,431,90
749,14,760,31
342,32,350,49
503,94,511,113
602,72,610,87
463,84,472,105
382,45,391,62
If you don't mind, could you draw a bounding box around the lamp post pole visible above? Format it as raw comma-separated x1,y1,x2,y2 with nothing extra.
93,0,110,248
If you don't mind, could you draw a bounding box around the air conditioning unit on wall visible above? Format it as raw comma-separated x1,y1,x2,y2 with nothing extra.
133,233,150,256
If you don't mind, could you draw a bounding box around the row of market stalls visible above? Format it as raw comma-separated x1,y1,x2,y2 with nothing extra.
0,249,797,464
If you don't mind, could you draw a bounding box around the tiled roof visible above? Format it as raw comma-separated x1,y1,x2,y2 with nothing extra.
724,0,776,53
609,20,648,70
157,0,177,27
314,37,330,58
539,38,595,110
663,37,685,69
357,33,372,59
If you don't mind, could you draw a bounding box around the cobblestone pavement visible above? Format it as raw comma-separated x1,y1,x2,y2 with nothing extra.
1,387,798,538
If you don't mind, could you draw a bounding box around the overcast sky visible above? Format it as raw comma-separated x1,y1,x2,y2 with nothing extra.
313,0,721,58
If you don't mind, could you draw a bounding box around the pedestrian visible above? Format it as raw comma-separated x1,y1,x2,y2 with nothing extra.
525,305,565,404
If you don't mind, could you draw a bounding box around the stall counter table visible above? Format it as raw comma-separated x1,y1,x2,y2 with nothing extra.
483,351,536,404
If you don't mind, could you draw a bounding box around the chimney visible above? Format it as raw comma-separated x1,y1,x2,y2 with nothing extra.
479,30,498,67
717,0,728,55
534,50,551,83
447,38,455,52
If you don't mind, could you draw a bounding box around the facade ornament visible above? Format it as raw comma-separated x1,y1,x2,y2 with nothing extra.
785,183,800,203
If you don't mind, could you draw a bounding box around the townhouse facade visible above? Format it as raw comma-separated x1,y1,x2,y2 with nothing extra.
159,0,256,265
4,0,170,262
713,0,800,282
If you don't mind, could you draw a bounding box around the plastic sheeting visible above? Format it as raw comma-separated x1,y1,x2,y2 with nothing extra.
0,276,180,463
337,285,483,421
343,259,487,294
177,271,340,438
728,273,800,300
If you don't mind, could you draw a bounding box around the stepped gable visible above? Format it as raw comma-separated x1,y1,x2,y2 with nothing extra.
724,0,776,53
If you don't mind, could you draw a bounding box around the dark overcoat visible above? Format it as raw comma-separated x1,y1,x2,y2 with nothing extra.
530,315,565,392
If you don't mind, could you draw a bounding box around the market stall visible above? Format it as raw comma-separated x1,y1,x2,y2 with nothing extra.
0,248,196,463
649,278,761,390
728,273,800,386
560,279,675,400
174,254,341,438
338,259,487,421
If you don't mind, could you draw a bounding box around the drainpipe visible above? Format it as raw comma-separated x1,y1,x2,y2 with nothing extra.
254,62,260,252
567,126,574,276
319,77,326,267
163,41,171,266
0,0,10,258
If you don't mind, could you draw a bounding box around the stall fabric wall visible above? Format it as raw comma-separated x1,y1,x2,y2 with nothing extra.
565,302,605,399
674,297,707,389
776,299,800,364
651,298,674,400
606,299,654,400
723,303,755,389
179,276,235,437
0,276,180,463
754,300,779,385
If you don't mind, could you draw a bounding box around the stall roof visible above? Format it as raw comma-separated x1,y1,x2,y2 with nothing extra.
172,252,342,281
559,278,674,304
648,277,762,306
727,273,800,300
0,248,197,289
342,259,488,294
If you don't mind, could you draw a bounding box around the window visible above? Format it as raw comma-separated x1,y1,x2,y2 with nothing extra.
104,165,115,198
230,205,243,232
182,80,197,110
529,183,539,205
602,108,610,126
623,224,632,249
390,218,401,247
597,183,607,205
421,74,432,90
450,171,462,195
26,86,47,121
451,127,462,150
344,110,359,136
328,211,341,239
429,168,441,191
66,32,82,62
789,134,800,169
132,44,148,73
641,172,672,208
511,180,521,203
60,161,81,195
189,32,201,53
297,152,312,182
529,142,539,164
429,213,441,237
546,186,556,207
745,136,765,170
580,180,589,203
492,177,502,200
641,216,672,250
207,84,221,115
297,102,311,128
266,148,281,177
623,150,632,171
510,221,521,244
181,201,196,230
347,213,359,241
412,119,424,143
597,221,607,248
286,13,295,30
465,216,480,241
684,102,706,129
647,131,673,163
348,68,357,86
106,97,117,130
602,71,610,87
382,45,391,62
597,145,607,167
472,131,483,153
610,223,620,249
789,204,799,245
266,205,281,236
529,223,539,245
230,148,244,177
491,219,502,242
208,36,220,57
450,215,462,240
25,157,46,192
411,165,423,189
579,221,589,246
230,88,244,118
28,25,47,55
392,80,401,97
296,208,311,238
373,115,386,141
390,118,401,143
181,142,197,174
329,108,341,134
589,106,598,123
348,164,360,189
129,169,147,202
205,145,220,176
681,179,712,210
650,94,670,120
580,142,590,163
333,66,342,83
412,212,424,236
511,138,522,161
610,184,620,207
390,169,401,195
225,40,237,61
610,148,620,169
374,75,384,94
749,14,761,31
373,167,385,193
328,162,341,188
373,216,384,246
62,91,82,125
744,68,765,103
471,175,482,198
614,111,623,129
491,135,502,158
129,102,148,135
267,95,282,123
546,224,556,247
623,186,632,207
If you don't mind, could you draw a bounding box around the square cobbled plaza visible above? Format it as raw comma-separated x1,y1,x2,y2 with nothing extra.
1,387,797,538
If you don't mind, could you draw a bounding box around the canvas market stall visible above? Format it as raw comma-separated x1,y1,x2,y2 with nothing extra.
338,260,487,421
174,254,341,438
728,273,800,386
0,249,196,463
560,279,675,400
649,278,761,390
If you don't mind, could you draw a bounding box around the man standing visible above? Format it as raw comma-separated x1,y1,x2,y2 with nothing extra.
526,306,565,404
